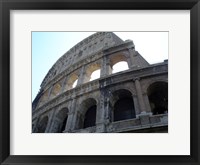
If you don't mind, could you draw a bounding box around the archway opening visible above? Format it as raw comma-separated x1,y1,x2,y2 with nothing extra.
112,61,129,74
72,79,78,88
65,73,79,90
37,116,48,133
85,63,101,83
90,69,100,81
83,105,97,128
112,89,135,122
51,83,62,98
56,108,68,133
147,82,168,115
79,98,97,129
55,108,68,133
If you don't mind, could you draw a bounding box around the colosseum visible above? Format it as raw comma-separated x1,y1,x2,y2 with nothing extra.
32,32,168,133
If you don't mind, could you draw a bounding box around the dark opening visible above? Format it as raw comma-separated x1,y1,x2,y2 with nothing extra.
148,82,168,115
114,97,135,121
83,105,97,128
37,116,48,133
56,108,68,133
60,116,68,132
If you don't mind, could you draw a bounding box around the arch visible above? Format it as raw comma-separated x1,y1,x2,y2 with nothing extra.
109,53,130,74
83,105,97,128
78,98,97,129
72,79,78,88
50,83,62,98
39,89,49,106
112,61,129,74
37,116,49,133
110,54,128,67
111,89,136,122
90,69,100,81
84,63,101,83
54,108,69,133
65,73,79,90
143,78,168,92
147,81,168,115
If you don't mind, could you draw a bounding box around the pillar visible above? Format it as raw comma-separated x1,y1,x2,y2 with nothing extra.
134,78,146,114
100,56,112,77
128,48,136,68
143,92,152,113
61,76,68,92
45,110,55,133
132,94,140,116
64,99,79,132
77,66,86,85
32,118,39,133
95,89,111,132
48,85,54,99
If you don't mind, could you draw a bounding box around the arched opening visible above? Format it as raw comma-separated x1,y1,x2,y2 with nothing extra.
147,82,168,115
83,105,97,128
112,61,129,74
51,83,61,98
38,89,49,106
109,54,130,74
85,63,101,83
79,98,97,129
72,79,78,88
112,89,135,122
37,116,48,133
55,108,68,133
90,69,100,81
65,73,79,90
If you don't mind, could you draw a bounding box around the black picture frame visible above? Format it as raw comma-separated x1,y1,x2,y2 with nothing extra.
0,0,199,164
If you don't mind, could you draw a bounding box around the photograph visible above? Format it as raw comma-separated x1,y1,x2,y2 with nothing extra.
32,32,168,133
1,0,199,164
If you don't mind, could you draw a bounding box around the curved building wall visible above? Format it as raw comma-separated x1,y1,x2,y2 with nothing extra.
32,32,168,133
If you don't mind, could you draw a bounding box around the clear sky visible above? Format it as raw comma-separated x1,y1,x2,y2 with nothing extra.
32,32,168,101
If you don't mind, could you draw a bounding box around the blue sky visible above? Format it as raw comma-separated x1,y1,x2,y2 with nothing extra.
32,32,168,101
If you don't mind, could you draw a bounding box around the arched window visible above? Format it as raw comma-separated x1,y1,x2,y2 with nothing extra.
37,116,48,133
83,105,97,128
147,82,168,115
54,108,68,133
50,83,62,98
38,89,49,106
90,69,100,81
72,79,78,88
112,89,135,122
84,63,101,83
65,73,79,90
79,98,97,129
109,54,130,74
112,61,129,74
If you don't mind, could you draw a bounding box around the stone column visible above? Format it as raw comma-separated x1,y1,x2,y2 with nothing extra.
95,98,105,133
143,92,152,113
64,99,79,132
100,56,112,77
64,112,76,132
128,48,136,68
45,110,55,133
61,76,68,92
48,85,54,100
32,118,39,133
77,66,86,85
95,89,111,132
134,78,146,114
132,94,140,116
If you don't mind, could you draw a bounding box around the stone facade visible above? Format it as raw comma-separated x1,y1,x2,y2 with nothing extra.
32,32,168,133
